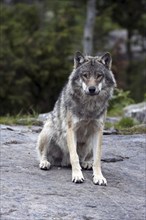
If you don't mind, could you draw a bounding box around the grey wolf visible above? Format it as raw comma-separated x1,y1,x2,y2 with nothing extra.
37,51,116,185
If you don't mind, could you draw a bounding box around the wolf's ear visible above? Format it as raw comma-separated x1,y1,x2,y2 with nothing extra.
74,51,85,68
100,52,112,69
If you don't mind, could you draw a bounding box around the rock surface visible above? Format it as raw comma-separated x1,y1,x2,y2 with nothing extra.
124,102,146,123
1,124,145,220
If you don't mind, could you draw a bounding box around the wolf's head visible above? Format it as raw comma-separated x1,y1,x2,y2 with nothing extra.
71,51,116,96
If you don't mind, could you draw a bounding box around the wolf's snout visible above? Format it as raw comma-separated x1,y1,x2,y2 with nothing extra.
88,86,96,94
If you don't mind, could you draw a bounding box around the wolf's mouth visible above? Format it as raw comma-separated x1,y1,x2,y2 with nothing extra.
86,91,100,96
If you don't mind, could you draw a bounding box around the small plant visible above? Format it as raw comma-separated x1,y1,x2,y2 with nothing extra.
104,121,114,130
115,117,136,129
108,88,135,116
0,111,42,126
120,124,146,135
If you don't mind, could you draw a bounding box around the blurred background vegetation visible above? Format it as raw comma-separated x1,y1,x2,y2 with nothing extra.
0,0,146,116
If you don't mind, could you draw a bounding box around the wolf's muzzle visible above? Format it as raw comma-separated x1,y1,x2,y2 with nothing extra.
87,86,100,96
88,86,96,94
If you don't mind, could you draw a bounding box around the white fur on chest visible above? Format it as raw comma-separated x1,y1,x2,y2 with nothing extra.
72,115,103,144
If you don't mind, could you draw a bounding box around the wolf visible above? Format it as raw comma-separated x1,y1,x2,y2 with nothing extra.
37,51,116,185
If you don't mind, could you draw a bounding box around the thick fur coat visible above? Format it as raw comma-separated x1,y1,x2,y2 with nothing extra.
37,51,116,185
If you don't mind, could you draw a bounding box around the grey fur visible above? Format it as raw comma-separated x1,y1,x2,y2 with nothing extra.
37,51,116,184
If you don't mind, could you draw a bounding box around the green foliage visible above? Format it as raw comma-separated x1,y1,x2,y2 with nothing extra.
98,0,146,35
0,114,41,126
104,121,113,130
138,13,146,36
108,88,134,116
125,60,146,102
94,6,119,51
115,117,136,129
0,3,84,115
0,1,145,116
96,0,146,103
104,117,146,134
119,124,146,135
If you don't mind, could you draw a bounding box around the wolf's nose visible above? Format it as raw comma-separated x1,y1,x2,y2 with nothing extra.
88,86,96,94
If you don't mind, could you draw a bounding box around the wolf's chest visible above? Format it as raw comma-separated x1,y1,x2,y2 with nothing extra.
74,119,98,143
72,95,107,119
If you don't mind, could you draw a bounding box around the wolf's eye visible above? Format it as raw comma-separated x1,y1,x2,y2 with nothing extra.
97,74,103,80
82,73,88,79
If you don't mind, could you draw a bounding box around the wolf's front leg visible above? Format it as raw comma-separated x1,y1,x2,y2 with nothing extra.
67,111,84,183
92,124,107,186
37,122,52,170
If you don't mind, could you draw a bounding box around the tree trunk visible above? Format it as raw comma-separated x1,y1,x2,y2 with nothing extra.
127,29,133,62
126,29,133,86
83,0,96,55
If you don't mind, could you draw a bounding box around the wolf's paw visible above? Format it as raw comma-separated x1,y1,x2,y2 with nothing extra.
39,160,51,170
93,174,107,186
81,161,92,170
72,170,84,183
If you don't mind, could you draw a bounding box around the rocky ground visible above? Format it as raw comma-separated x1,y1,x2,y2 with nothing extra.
0,124,145,220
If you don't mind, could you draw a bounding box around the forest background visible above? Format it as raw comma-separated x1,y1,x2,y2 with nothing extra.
0,0,146,116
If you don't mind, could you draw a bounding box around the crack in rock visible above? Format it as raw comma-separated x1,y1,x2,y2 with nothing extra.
102,156,129,163
4,140,22,145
